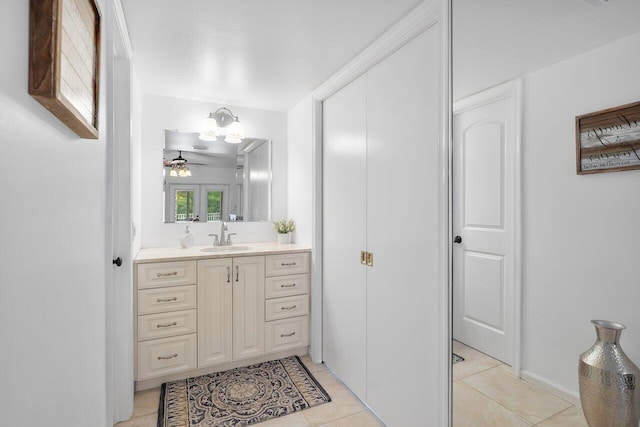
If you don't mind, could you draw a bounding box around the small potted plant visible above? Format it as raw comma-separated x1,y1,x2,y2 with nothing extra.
274,219,295,244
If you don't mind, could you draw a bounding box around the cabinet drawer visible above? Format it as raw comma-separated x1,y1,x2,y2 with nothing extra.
138,285,196,315
265,253,310,276
265,274,309,299
265,295,309,321
137,261,196,289
137,334,197,380
265,317,309,353
138,309,197,341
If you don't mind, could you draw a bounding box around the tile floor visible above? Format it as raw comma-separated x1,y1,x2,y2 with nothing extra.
116,345,589,427
453,340,588,426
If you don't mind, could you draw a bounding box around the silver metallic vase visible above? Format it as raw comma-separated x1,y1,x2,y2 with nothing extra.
579,320,640,427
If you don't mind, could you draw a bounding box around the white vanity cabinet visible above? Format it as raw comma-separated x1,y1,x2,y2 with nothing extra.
197,256,265,367
134,245,310,389
264,253,310,353
136,261,198,381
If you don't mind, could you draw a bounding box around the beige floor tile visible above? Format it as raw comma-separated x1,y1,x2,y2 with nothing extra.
312,370,358,396
537,406,588,427
259,411,311,426
453,340,503,380
115,413,157,427
317,409,385,427
453,381,531,427
462,365,572,424
132,387,161,418
300,355,329,376
303,387,367,426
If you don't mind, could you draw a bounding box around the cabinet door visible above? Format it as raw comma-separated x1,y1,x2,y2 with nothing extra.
232,256,265,361
197,258,233,367
322,73,368,401
365,28,441,425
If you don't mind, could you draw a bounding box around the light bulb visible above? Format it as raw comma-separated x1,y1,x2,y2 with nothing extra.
225,119,243,144
200,114,218,141
170,169,177,177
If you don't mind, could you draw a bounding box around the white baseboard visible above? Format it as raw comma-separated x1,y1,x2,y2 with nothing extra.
520,370,582,407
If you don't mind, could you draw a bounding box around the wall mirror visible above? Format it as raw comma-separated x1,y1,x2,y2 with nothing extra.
163,130,271,223
452,0,640,425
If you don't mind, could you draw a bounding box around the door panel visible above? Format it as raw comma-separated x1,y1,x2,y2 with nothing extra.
463,252,504,331
463,122,505,228
366,28,441,426
198,258,233,367
453,90,516,365
322,74,367,401
233,256,265,361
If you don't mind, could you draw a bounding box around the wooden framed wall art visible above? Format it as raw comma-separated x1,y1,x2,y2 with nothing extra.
29,0,101,139
575,101,640,174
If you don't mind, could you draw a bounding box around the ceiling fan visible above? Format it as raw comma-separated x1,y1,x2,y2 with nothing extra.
163,150,188,167
163,151,204,177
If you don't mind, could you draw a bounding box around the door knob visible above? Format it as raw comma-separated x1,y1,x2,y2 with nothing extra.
454,236,462,244
112,257,123,267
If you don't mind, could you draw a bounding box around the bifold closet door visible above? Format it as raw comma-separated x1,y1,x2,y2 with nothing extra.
365,28,441,425
322,74,368,401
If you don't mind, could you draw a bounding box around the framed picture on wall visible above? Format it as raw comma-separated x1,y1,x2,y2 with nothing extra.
28,0,101,139
575,101,640,174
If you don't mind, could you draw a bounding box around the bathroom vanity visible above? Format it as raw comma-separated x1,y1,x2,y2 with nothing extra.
133,243,311,390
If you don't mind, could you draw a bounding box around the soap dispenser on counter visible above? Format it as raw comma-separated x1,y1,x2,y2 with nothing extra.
179,225,195,248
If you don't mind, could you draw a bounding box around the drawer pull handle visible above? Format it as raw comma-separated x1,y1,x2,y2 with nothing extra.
227,266,231,283
281,305,297,311
281,262,297,267
281,283,296,288
236,265,239,282
281,332,296,338
157,353,178,360
156,297,178,303
156,271,178,277
157,322,177,328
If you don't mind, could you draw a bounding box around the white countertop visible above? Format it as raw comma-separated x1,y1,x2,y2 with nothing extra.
134,242,311,263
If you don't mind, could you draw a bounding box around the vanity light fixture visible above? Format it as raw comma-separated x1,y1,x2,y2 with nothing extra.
199,107,244,144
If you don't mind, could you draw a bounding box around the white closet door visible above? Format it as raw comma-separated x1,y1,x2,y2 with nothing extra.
322,74,368,401
366,28,442,425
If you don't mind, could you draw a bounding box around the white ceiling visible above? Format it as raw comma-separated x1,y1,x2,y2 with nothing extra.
121,0,640,111
453,0,640,100
120,0,423,112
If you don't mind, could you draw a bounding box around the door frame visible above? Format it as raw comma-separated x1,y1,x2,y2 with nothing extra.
105,0,135,423
310,0,451,425
452,79,523,375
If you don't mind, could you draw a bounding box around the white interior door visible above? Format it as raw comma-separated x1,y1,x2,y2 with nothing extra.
452,82,520,365
322,74,368,402
108,4,134,422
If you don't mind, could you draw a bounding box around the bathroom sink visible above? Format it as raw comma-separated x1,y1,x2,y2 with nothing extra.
200,246,252,253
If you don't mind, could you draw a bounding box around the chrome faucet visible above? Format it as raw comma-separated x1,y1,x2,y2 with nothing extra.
208,221,237,246
220,221,227,245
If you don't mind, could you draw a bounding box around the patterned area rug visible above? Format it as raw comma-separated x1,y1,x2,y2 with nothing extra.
452,353,465,364
158,356,331,427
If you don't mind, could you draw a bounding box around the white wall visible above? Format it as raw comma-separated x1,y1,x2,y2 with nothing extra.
520,32,640,396
139,95,287,248
286,95,314,245
0,1,108,425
